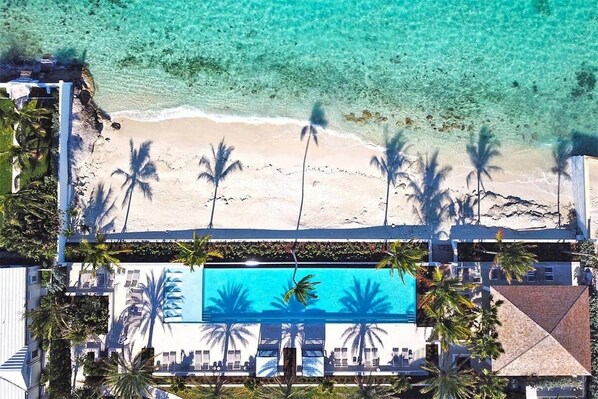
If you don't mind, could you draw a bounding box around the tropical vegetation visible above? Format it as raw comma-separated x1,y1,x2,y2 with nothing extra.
0,176,60,261
481,229,538,283
80,233,127,276
198,138,243,228
376,240,427,283
67,240,405,263
104,351,156,399
174,232,223,271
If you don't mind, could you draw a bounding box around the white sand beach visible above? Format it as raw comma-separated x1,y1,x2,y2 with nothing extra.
73,114,573,236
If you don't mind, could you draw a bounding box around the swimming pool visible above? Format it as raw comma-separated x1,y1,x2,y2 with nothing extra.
162,265,416,323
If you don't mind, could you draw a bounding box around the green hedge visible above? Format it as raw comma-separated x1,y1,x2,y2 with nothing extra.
47,338,72,399
66,240,428,263
457,242,578,262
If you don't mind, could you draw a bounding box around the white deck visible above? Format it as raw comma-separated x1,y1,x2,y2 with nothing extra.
68,263,431,382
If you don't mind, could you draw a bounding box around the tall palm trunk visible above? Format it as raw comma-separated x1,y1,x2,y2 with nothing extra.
291,135,312,285
208,183,219,228
122,186,134,233
296,134,311,231
384,178,391,226
222,325,231,368
556,172,561,227
476,171,481,225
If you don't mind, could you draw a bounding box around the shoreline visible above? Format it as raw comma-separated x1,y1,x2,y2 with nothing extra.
73,112,573,236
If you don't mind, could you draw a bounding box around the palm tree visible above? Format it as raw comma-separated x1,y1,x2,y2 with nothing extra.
475,368,507,399
104,351,156,399
285,104,327,308
370,131,410,226
173,232,223,272
376,240,427,283
296,102,327,231
421,361,475,399
0,179,55,220
198,138,243,228
195,374,230,399
469,299,504,361
420,268,474,353
466,126,502,225
351,374,396,399
426,307,472,353
340,279,390,365
283,274,320,306
482,229,538,283
271,284,309,347
551,138,572,227
112,139,159,232
420,268,474,317
202,283,255,368
0,98,50,140
408,151,452,227
80,233,126,276
26,296,70,343
0,130,48,172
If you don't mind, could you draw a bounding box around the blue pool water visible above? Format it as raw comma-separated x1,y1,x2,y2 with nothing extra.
162,266,416,323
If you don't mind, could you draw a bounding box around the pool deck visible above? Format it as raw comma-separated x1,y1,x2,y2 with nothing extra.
67,263,432,383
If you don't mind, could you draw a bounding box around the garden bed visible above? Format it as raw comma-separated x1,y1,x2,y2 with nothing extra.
65,240,429,263
457,242,578,262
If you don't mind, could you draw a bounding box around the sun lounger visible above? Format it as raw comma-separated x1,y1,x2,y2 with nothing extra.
402,348,410,367
130,270,140,287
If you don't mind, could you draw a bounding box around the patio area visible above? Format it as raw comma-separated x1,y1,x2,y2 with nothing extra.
67,263,432,381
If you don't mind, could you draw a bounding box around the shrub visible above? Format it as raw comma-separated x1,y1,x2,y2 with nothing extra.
0,177,60,262
68,296,109,336
66,240,427,263
579,240,598,269
47,338,72,399
457,241,577,262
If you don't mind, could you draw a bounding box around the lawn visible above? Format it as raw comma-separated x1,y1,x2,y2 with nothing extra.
0,127,12,195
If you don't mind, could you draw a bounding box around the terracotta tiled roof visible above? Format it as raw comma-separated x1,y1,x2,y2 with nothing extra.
491,285,591,376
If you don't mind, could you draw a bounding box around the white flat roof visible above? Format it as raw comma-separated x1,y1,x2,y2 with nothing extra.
0,267,28,397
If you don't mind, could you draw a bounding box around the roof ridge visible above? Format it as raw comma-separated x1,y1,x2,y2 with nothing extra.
496,285,585,334
548,287,586,334
495,333,550,373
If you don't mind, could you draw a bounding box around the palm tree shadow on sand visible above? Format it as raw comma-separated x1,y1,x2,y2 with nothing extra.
201,283,255,370
112,139,159,233
408,150,452,236
82,182,118,236
340,279,390,366
448,194,477,226
466,126,502,225
198,138,243,229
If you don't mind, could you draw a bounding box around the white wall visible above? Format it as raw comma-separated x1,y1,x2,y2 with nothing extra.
571,156,590,238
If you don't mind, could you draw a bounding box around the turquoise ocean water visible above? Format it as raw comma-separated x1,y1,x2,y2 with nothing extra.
1,0,596,147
